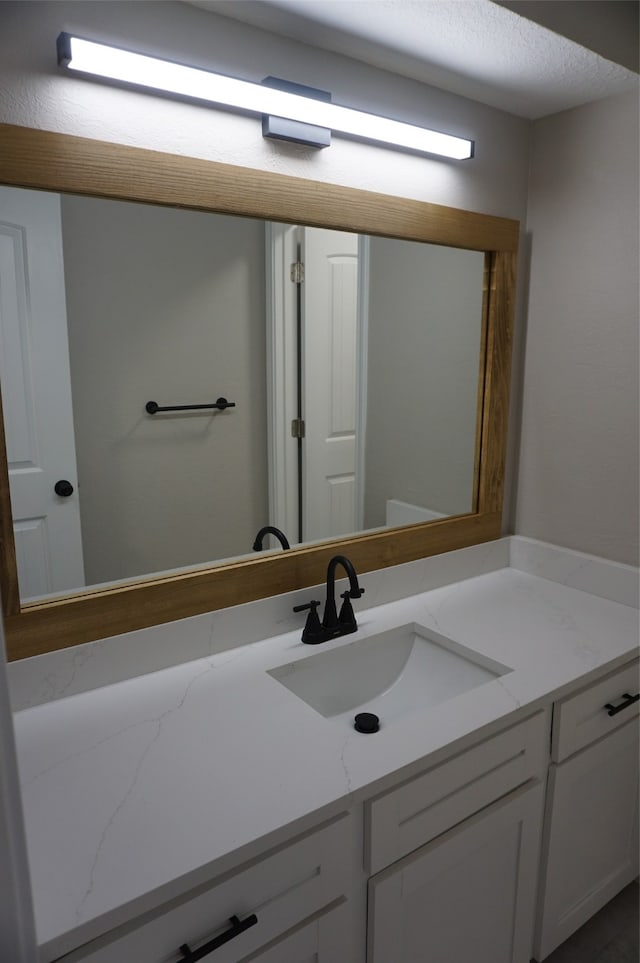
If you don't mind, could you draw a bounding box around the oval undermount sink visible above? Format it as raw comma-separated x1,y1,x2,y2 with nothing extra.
268,623,512,725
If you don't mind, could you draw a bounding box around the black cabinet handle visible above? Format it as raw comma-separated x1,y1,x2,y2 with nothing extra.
177,914,258,962
603,693,640,717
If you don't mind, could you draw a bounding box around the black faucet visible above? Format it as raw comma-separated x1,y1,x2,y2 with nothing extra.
252,526,290,551
293,554,365,644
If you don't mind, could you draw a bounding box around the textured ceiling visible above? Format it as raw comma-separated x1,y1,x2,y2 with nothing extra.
188,0,639,118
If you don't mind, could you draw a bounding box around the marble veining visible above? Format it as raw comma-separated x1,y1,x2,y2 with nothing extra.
10,539,639,961
77,659,219,918
492,674,522,710
339,731,356,797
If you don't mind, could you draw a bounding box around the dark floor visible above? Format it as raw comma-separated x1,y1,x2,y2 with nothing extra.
539,880,639,963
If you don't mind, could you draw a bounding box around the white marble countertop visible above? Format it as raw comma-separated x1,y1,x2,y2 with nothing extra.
12,541,639,961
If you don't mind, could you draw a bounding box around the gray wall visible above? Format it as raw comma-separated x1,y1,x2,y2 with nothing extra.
1,0,637,566
62,196,268,583
495,1,639,73
364,239,484,527
0,2,530,216
516,89,639,565
0,0,531,547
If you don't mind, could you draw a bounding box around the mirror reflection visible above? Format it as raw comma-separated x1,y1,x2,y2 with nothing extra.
0,185,485,602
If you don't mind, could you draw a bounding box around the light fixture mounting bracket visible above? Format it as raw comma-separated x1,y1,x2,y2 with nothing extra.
261,76,331,149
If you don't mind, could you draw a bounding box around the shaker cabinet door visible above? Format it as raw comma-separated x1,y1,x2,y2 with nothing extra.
534,719,639,961
367,781,544,963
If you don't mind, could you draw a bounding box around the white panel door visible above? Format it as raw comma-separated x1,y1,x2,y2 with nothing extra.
368,781,545,963
302,228,359,541
0,186,85,598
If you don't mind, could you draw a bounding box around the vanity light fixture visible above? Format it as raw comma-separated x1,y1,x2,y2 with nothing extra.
56,33,474,160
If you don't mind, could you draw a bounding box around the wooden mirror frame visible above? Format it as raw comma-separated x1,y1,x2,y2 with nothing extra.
0,123,518,661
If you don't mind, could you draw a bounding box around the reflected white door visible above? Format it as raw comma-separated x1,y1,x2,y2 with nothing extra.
301,228,359,541
0,187,85,598
267,224,363,544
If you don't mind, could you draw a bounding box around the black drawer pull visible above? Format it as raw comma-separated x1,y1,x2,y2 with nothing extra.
603,693,640,717
177,914,258,961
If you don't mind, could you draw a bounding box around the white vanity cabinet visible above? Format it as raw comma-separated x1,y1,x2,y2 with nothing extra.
365,712,548,963
26,644,639,963
57,813,353,963
534,659,640,961
367,782,544,963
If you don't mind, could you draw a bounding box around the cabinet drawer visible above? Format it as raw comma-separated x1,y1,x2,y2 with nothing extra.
365,711,547,874
552,659,640,763
60,813,351,963
242,899,351,962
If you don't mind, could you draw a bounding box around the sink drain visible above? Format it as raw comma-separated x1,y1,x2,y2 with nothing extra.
354,712,380,733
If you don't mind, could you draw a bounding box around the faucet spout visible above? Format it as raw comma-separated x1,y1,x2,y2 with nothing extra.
252,526,290,551
323,555,364,630
293,554,365,644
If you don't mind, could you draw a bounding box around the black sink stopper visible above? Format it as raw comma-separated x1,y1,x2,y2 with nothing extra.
354,712,380,733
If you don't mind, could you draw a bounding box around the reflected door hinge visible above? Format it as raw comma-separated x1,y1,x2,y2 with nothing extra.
291,418,306,438
290,261,305,283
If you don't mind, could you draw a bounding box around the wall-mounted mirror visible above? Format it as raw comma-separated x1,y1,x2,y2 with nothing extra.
0,123,518,661
1,186,486,600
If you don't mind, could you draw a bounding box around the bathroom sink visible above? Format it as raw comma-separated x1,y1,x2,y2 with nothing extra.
268,623,511,725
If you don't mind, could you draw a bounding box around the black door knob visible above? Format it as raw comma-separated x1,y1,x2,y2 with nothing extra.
54,480,74,497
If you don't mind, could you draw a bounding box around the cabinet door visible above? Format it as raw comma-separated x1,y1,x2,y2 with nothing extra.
534,719,639,961
367,781,544,963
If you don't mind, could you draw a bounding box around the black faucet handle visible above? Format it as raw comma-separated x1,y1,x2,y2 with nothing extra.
338,590,355,627
293,600,321,614
293,600,324,644
338,589,365,633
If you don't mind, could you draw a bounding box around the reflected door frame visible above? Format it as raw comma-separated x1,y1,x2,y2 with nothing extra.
266,223,369,545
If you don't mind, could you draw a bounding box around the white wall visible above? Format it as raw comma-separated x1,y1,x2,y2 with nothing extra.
0,2,636,567
0,0,532,534
516,89,639,566
1,3,635,567
365,239,484,526
0,1,530,215
61,196,268,584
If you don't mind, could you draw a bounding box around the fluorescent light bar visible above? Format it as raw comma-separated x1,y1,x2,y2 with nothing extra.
57,34,474,160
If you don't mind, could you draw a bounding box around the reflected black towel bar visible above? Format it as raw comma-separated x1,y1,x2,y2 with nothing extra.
145,397,235,414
